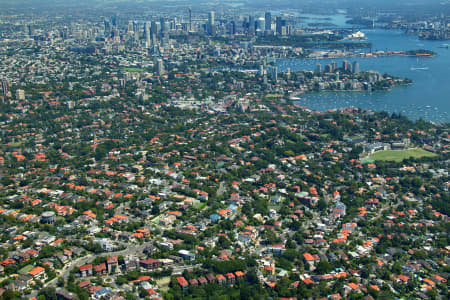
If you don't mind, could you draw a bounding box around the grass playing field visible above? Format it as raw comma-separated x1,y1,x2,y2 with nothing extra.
121,67,145,73
369,148,437,162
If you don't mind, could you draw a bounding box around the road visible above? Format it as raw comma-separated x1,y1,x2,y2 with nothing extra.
43,242,151,289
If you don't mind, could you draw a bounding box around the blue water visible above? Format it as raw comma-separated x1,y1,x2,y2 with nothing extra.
297,14,352,28
278,29,450,123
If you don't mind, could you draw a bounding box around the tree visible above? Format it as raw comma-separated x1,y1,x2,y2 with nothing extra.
316,260,332,274
57,276,65,287
38,287,57,300
0,290,20,300
317,198,327,212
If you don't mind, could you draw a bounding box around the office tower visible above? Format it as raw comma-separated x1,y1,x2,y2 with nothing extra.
276,17,287,35
127,21,134,33
256,18,265,32
332,61,337,72
315,64,322,74
249,15,255,35
111,16,117,27
208,11,215,35
1,80,9,96
160,17,166,32
276,17,282,35
342,60,349,72
156,59,165,76
324,64,332,73
188,7,192,31
113,28,120,39
230,21,236,35
352,61,359,74
160,17,168,36
150,21,158,42
145,22,151,46
271,66,278,81
104,20,111,37
265,12,271,31
27,24,33,36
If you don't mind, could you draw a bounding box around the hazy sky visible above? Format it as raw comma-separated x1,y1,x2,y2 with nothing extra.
0,0,446,10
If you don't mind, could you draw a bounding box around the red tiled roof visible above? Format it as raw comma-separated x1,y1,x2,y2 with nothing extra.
176,276,188,287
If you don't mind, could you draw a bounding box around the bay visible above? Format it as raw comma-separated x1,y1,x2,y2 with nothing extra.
278,28,450,123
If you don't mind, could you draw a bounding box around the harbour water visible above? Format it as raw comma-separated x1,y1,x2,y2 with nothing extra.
278,28,450,123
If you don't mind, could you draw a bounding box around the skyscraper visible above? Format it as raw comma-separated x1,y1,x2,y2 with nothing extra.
111,16,117,27
265,12,271,31
275,17,286,35
156,59,165,76
208,11,215,35
145,22,151,46
1,80,9,97
249,15,255,35
332,61,337,72
104,20,111,37
188,7,192,32
271,66,278,81
315,64,322,74
160,17,167,36
151,21,158,42
276,17,282,35
230,21,236,35
342,60,349,72
352,61,359,74
127,21,134,33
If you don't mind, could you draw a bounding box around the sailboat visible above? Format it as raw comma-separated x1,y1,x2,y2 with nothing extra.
410,57,429,71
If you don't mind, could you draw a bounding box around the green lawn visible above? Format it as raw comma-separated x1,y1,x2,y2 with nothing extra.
18,265,34,275
370,148,437,162
121,67,145,73
194,202,207,210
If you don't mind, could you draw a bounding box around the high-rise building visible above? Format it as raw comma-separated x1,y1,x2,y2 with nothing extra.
16,89,25,100
104,20,111,37
352,61,359,74
208,11,216,35
315,64,322,74
127,21,134,33
230,21,236,35
1,80,9,96
111,16,117,27
145,22,151,46
188,7,192,32
156,59,165,76
249,15,255,35
265,12,271,31
160,17,169,36
342,60,349,72
276,17,282,35
27,24,33,36
271,66,278,81
151,21,158,42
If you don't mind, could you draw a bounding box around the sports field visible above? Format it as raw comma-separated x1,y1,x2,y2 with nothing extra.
370,148,437,162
